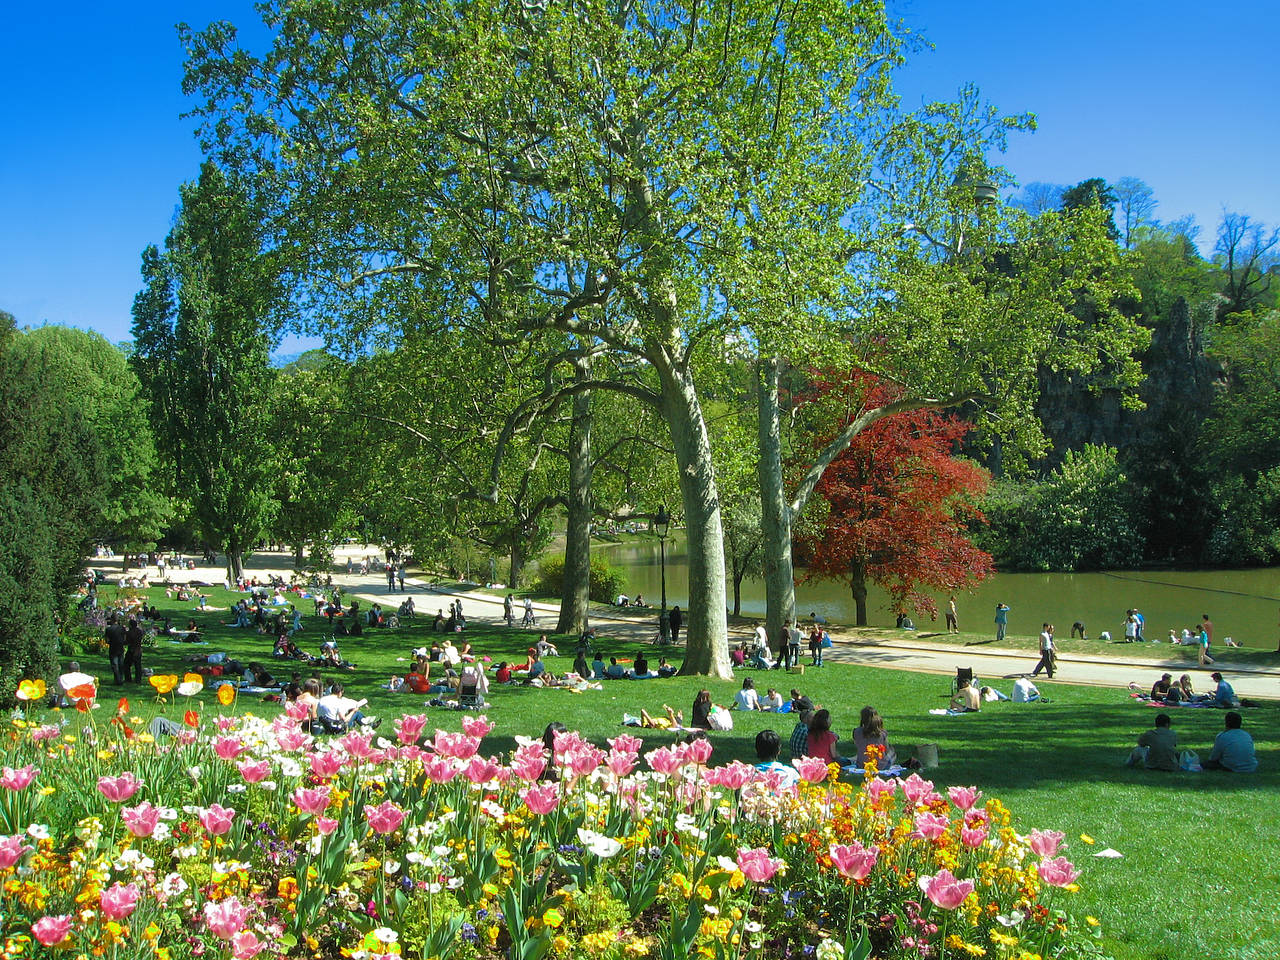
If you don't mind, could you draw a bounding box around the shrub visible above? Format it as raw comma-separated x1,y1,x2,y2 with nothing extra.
533,553,625,604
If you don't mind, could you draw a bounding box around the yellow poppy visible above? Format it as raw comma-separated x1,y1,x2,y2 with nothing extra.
16,678,47,701
217,684,236,706
149,675,178,694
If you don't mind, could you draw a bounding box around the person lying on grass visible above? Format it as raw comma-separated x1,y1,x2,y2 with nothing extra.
639,704,684,729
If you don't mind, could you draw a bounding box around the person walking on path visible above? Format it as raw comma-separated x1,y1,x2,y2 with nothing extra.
994,603,1009,642
1030,622,1056,679
1198,614,1215,667
503,594,515,627
669,605,683,645
945,595,959,633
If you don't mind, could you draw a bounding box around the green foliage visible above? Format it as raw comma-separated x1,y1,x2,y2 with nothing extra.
0,313,108,699
1203,467,1280,566
533,554,625,605
130,163,281,572
979,445,1142,571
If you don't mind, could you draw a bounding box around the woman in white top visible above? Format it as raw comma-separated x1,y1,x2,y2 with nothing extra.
734,677,762,711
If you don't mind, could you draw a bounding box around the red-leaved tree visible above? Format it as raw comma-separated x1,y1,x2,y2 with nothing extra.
801,378,994,626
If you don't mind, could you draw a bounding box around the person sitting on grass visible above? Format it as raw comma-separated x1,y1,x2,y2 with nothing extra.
753,729,800,787
535,635,560,658
657,657,677,678
788,707,814,760
1127,712,1179,771
494,661,513,684
605,657,626,679
804,709,848,765
734,677,762,711
761,687,784,711
1203,712,1257,772
573,648,590,679
1210,672,1239,708
591,653,606,680
730,644,747,668
629,656,656,679
1150,674,1173,701
949,678,981,713
317,682,378,731
852,706,897,770
405,654,432,694
691,689,714,730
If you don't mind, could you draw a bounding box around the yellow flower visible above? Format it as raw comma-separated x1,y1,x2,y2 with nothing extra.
553,936,570,952
542,908,564,929
1085,916,1099,927
1079,833,1095,845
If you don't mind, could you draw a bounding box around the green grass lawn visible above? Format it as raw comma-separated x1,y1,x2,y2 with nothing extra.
52,583,1280,960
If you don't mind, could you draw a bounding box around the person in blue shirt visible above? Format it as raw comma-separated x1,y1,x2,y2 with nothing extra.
994,603,1010,642
1210,672,1238,708
1204,712,1257,773
753,729,800,788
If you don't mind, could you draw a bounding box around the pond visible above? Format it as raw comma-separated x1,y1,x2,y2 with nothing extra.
598,538,1280,647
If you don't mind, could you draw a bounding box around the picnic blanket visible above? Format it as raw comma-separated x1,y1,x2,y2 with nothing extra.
928,708,977,716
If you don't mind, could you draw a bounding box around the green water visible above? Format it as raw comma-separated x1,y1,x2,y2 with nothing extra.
601,540,1280,647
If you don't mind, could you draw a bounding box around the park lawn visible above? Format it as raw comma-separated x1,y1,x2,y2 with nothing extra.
52,584,1280,960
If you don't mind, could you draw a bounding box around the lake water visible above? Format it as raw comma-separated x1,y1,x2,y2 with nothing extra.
599,539,1280,647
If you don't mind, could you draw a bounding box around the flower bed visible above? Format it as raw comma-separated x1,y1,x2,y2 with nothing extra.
1,693,1100,959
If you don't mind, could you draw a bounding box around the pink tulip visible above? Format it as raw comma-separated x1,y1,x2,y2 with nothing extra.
316,816,339,836
608,734,643,755
293,786,332,816
276,729,312,752
216,716,237,732
755,768,794,793
212,737,247,761
912,812,950,841
1028,828,1065,858
232,930,266,959
30,725,60,743
645,745,683,776
521,783,560,815
865,777,897,802
364,800,406,835
562,744,604,779
714,760,755,790
551,729,586,757
679,737,713,766
964,807,990,828
394,713,430,746
199,803,237,836
829,841,879,880
0,765,38,791
339,732,377,760
606,750,637,778
0,835,32,869
97,772,141,803
284,700,311,722
461,714,494,739
310,750,344,779
901,773,936,806
960,825,988,849
422,756,460,784
921,869,974,910
737,847,785,883
1037,856,1081,888
99,882,140,921
121,801,160,838
465,756,501,784
237,759,272,783
510,743,548,782
947,785,983,812
793,756,831,784
31,915,72,947
432,730,480,760
204,896,250,939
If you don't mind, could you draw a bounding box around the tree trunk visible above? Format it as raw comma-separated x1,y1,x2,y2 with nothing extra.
757,357,797,646
557,366,593,635
509,533,526,590
731,567,743,617
658,362,731,678
293,543,305,567
226,542,244,580
851,564,869,627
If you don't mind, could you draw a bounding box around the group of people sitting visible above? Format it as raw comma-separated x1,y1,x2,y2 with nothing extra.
1127,710,1257,773
1131,671,1239,708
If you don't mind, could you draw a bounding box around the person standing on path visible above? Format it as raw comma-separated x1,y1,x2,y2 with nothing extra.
1199,614,1215,667
1030,623,1056,679
396,564,405,591
503,594,515,627
669,605,682,645
105,614,127,685
386,564,396,591
788,620,802,669
945,596,958,633
994,603,1009,642
124,617,144,684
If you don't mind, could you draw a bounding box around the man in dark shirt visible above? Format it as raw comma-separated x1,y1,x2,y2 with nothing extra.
105,614,127,685
124,617,144,683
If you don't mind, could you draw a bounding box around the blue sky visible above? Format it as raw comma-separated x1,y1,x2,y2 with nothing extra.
2,0,1277,347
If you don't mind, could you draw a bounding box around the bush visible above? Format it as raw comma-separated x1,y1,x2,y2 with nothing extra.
533,553,626,603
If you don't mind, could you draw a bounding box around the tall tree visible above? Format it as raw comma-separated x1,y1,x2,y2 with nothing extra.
1214,212,1279,317
1112,176,1157,249
801,378,993,626
130,163,281,577
1061,177,1120,241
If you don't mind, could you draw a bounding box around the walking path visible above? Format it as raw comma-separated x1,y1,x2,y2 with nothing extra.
96,546,1280,701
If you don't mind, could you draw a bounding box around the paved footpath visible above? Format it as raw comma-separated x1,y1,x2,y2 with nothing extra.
104,546,1280,701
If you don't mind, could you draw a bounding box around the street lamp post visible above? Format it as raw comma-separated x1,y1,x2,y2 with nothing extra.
654,505,670,643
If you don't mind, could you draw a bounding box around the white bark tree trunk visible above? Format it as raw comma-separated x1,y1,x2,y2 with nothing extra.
557,369,593,635
756,357,797,646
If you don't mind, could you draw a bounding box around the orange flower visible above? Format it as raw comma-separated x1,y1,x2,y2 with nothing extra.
183,672,204,686
217,684,236,706
16,679,47,701
116,697,130,715
67,682,97,702
149,675,178,695
184,710,200,728
76,698,90,713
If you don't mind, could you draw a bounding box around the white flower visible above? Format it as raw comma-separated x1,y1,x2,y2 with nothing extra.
172,844,200,860
158,806,178,820
479,799,505,820
717,856,739,873
446,876,464,889
226,783,247,794
306,836,323,855
576,828,623,858
152,823,172,842
996,910,1026,927
160,873,188,897
383,859,400,875
187,765,202,781
816,941,845,960
278,758,302,778
372,928,398,944
26,824,49,840
405,852,427,866
259,780,277,792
